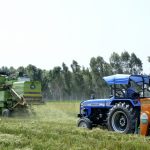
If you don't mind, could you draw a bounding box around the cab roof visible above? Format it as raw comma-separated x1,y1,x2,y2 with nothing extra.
103,74,150,85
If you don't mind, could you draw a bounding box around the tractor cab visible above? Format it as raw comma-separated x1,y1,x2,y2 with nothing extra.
103,74,150,100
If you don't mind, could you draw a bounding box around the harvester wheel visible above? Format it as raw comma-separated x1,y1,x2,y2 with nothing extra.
77,118,92,129
2,109,10,117
107,103,136,133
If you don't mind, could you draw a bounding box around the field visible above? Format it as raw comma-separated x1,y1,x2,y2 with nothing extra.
0,101,150,150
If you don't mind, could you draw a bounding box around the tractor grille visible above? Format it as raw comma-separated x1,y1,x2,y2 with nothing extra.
24,96,43,104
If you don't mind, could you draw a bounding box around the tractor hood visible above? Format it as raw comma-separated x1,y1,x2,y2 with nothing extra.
81,99,112,108
103,74,150,85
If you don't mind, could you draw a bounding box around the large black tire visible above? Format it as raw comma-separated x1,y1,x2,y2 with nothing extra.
77,118,92,129
2,109,10,117
107,103,136,133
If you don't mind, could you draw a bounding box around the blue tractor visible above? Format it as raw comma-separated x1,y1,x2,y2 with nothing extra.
77,74,150,133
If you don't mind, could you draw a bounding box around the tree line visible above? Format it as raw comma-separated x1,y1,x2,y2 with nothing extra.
0,51,146,100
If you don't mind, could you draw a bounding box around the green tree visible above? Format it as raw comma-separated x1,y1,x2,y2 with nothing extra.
121,51,130,74
25,64,43,81
82,67,93,99
62,63,72,99
49,67,64,100
90,56,111,98
109,52,122,74
71,60,84,99
0,66,9,75
148,56,150,63
17,66,26,77
9,66,16,74
26,64,38,80
129,53,143,74
41,70,51,99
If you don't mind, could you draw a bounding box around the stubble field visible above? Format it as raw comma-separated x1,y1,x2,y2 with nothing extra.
0,101,150,150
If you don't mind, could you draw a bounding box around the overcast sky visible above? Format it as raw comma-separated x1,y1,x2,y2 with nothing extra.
0,0,150,73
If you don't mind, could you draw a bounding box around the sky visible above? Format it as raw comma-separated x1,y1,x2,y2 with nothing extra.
0,0,150,74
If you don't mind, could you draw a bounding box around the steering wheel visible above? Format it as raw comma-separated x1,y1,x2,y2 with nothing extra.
115,88,125,98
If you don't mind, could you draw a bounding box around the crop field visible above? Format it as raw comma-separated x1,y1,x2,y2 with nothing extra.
0,101,150,150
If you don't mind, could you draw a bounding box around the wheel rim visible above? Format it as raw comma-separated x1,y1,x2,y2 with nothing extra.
79,121,88,128
112,111,128,133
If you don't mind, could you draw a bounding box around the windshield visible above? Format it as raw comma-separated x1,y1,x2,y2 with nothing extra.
129,77,150,98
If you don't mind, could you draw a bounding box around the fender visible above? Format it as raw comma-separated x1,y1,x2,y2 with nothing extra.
110,98,141,107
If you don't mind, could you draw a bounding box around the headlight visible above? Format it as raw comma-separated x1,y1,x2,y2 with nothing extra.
81,107,87,114
140,113,148,124
80,103,84,107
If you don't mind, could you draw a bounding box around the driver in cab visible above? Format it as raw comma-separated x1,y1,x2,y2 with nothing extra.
126,84,140,99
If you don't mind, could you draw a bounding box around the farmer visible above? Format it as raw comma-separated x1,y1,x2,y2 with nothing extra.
126,84,139,99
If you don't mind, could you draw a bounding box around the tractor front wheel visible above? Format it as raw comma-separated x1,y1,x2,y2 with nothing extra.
107,103,136,133
77,118,92,129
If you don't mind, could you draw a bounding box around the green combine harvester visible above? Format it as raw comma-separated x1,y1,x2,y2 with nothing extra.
0,74,43,117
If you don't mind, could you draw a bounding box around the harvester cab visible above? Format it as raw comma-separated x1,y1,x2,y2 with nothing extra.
77,74,150,136
0,74,43,117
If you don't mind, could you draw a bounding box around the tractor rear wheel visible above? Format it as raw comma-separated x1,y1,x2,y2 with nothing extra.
107,103,136,133
77,118,92,129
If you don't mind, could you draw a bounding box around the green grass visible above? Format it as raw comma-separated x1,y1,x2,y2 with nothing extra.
0,101,150,150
